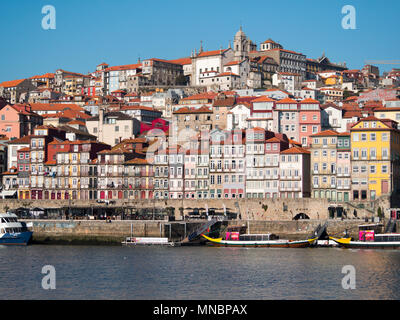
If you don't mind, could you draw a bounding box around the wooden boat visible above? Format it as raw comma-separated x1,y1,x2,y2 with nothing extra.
330,221,400,249
330,234,400,249
201,233,316,248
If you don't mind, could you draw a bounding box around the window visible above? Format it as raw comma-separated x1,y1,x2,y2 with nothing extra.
361,149,367,159
370,148,376,159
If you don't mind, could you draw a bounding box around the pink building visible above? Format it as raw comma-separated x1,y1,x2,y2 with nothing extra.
0,104,42,139
273,98,300,142
298,98,321,147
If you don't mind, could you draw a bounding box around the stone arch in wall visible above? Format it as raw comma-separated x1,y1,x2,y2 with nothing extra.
293,213,310,220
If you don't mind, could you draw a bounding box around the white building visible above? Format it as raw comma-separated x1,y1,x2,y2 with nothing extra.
191,48,234,86
321,103,343,132
272,72,301,95
279,146,311,198
227,104,251,130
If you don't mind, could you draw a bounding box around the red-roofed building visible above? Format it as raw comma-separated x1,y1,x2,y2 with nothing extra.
141,58,184,87
279,146,311,198
191,47,234,86
36,140,111,201
250,46,307,79
272,72,302,95
0,79,36,104
298,98,321,146
0,104,43,139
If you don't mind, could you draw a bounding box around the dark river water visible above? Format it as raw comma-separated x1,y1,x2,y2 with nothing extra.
1,245,400,300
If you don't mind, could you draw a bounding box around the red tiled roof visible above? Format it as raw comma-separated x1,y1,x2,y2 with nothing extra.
343,110,362,118
30,103,84,112
173,106,213,114
104,63,142,72
6,135,32,144
276,98,298,104
252,96,275,103
224,60,243,66
0,79,26,88
67,120,86,126
216,72,239,77
213,97,236,107
197,49,229,58
125,158,152,165
168,57,192,65
181,92,218,101
30,73,55,79
300,98,320,104
265,137,282,143
281,146,310,154
120,105,158,112
310,129,339,137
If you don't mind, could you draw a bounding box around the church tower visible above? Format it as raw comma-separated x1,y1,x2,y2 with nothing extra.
233,26,248,61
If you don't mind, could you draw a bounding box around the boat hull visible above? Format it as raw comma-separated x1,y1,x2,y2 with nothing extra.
202,234,315,248
330,237,400,249
0,231,33,245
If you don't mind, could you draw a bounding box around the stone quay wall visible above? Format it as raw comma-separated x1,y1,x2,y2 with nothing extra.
1,196,390,221
23,219,373,244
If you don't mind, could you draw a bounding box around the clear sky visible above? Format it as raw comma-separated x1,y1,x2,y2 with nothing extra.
0,0,399,82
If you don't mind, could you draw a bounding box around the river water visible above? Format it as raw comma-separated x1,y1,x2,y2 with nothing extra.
1,245,400,300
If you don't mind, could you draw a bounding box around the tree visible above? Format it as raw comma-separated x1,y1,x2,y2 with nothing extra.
377,207,384,219
343,90,358,100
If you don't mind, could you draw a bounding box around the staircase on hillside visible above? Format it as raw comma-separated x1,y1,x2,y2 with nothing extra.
181,219,219,243
309,221,329,240
385,219,397,233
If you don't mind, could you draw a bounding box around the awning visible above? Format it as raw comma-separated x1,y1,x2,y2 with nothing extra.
0,190,17,198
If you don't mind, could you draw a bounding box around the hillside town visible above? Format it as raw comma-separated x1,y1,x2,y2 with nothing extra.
1,27,400,207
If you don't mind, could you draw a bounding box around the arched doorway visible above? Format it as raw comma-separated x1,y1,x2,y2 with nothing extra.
293,213,310,220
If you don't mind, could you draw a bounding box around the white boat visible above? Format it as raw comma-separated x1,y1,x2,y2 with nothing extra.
0,213,33,245
122,237,176,246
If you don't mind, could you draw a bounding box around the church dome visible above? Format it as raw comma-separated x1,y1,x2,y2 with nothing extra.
235,26,246,38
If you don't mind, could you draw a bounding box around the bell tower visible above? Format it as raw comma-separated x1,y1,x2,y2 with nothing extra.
233,26,248,61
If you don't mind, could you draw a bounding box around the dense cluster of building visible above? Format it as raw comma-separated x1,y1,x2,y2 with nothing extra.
0,28,399,204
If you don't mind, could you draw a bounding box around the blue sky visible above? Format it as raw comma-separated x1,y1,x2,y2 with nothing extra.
0,0,399,82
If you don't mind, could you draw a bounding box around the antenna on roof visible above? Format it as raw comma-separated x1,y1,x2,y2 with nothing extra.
200,40,204,53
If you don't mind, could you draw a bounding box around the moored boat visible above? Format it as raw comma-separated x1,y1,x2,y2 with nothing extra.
201,225,316,248
330,222,400,249
0,213,33,245
330,234,400,249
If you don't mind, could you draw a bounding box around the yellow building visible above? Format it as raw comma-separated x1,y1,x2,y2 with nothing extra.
320,87,343,103
324,75,343,86
350,116,400,201
64,77,78,95
374,107,400,123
